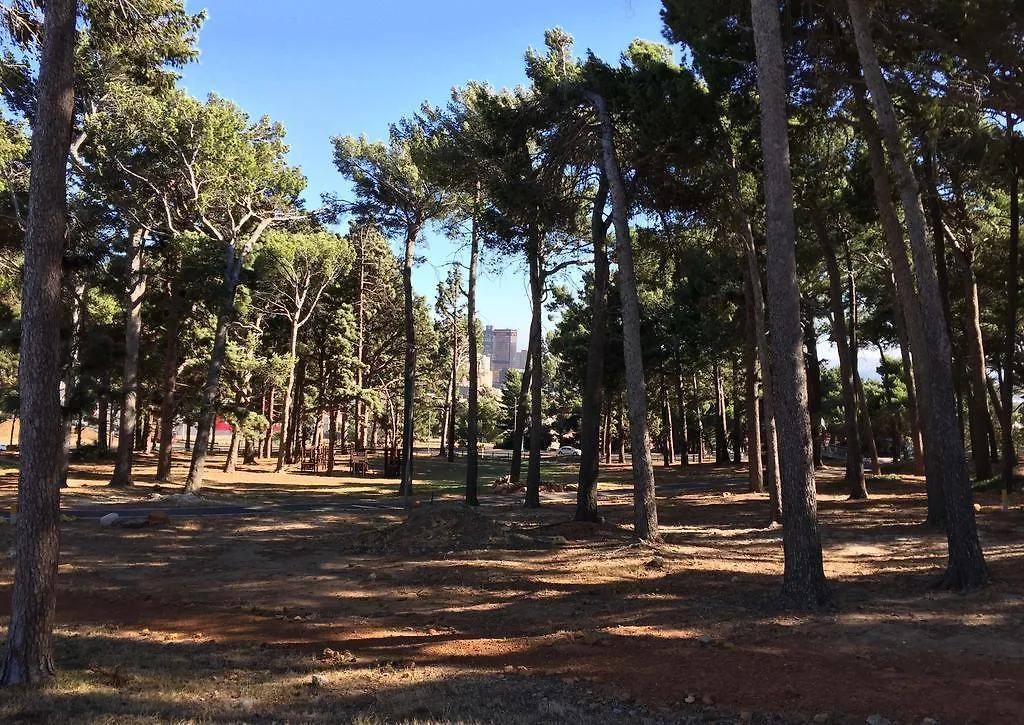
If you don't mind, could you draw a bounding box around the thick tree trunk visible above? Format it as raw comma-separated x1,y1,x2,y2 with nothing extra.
817,220,866,497
751,0,830,607
1002,113,1020,493
466,187,481,505
589,90,658,542
183,249,244,495
0,0,76,686
110,229,147,488
576,174,610,522
399,227,419,504
849,0,986,588
525,233,544,509
745,290,765,493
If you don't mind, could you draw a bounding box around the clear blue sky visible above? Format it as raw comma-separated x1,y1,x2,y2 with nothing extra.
178,0,669,346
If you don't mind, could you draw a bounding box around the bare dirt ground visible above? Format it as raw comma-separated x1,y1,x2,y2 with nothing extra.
0,454,1022,724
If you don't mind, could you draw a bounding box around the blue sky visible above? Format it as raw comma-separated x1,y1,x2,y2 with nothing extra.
178,0,669,347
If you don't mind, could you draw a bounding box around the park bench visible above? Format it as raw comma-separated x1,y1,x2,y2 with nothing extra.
350,451,368,475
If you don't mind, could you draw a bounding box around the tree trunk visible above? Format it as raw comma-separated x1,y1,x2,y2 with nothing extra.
0,0,76,686
466,185,481,505
816,218,866,497
589,90,658,542
714,361,729,464
728,145,782,520
275,324,300,473
399,227,419,504
665,386,676,467
155,263,183,481
889,275,926,474
602,401,612,465
847,247,881,476
751,0,830,607
262,387,275,459
848,0,987,588
616,398,625,464
949,241,993,481
288,360,306,463
1002,112,1020,493
731,358,742,465
438,375,450,456
745,288,765,493
576,174,610,522
525,231,544,509
675,369,689,466
327,406,338,473
803,315,823,469
183,248,245,495
510,322,535,484
223,425,239,473
694,373,705,464
110,229,146,488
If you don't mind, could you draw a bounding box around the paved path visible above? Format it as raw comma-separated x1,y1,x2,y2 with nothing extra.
45,474,747,521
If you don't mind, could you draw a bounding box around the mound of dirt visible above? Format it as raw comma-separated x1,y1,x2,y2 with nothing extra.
492,481,577,495
385,504,499,554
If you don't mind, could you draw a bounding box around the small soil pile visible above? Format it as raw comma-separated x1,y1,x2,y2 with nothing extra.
492,481,577,495
385,503,498,554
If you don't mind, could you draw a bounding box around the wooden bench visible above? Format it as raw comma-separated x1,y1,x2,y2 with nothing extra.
350,451,368,475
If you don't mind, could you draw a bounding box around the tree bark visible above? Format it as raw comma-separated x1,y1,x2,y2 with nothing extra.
156,262,184,481
847,246,881,476
275,323,300,473
183,248,245,495
510,323,535,484
751,0,829,606
803,316,823,469
399,226,419,504
665,385,676,467
714,361,729,464
744,286,765,493
1002,112,1020,493
848,0,987,588
110,228,147,488
223,425,239,473
728,144,782,520
576,174,610,522
675,368,689,466
950,240,993,481
0,0,77,686
465,184,481,505
888,275,925,474
589,90,658,542
816,218,866,497
525,231,544,509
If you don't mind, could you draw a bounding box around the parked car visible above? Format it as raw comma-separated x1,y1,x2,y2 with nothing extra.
557,445,582,457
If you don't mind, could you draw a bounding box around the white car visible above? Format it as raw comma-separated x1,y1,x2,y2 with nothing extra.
557,446,582,457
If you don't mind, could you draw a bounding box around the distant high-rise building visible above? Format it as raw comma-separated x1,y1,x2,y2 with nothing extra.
490,328,517,366
481,325,521,388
